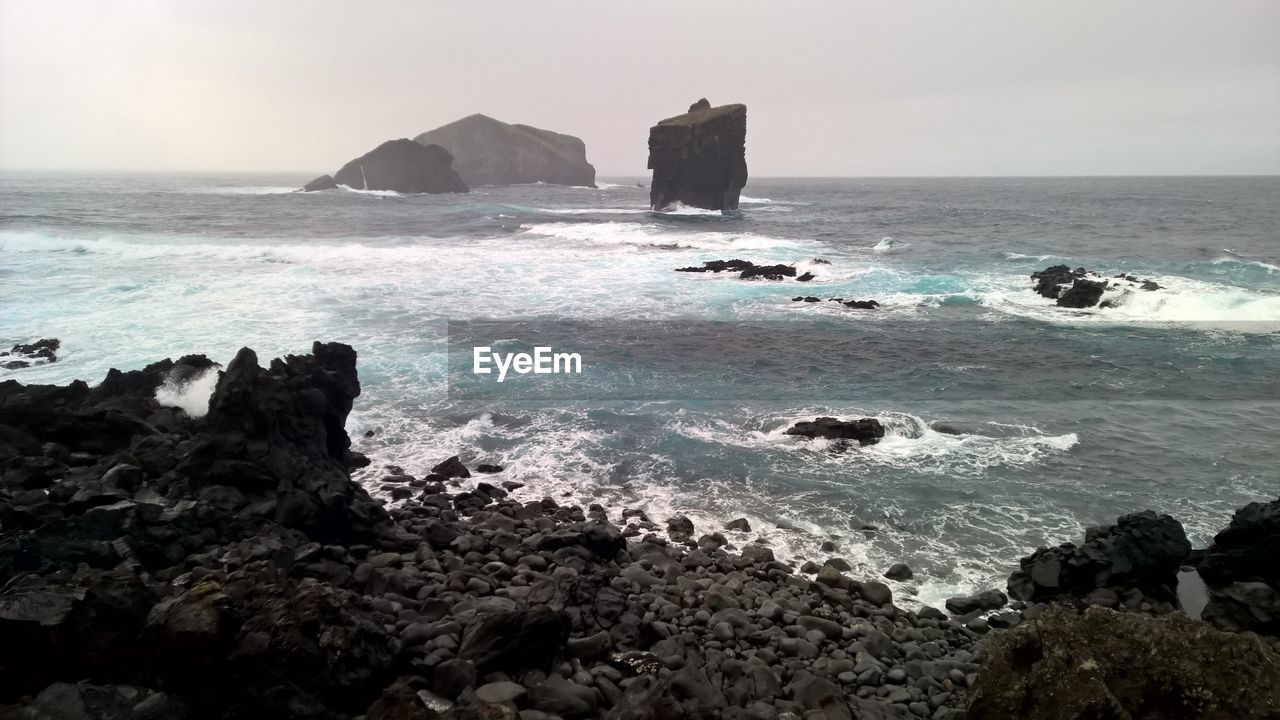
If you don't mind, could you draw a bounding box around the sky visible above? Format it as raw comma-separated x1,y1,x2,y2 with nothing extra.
1,1,1278,176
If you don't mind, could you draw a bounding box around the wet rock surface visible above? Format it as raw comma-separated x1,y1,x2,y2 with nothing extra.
1,344,1275,718
1030,265,1165,309
784,417,886,445
675,259,797,280
1,338,60,370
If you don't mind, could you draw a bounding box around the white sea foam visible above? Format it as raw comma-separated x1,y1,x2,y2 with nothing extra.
872,237,906,252
519,221,807,251
336,184,405,197
977,270,1280,329
1003,251,1062,261
187,186,301,195
538,207,649,215
154,366,221,417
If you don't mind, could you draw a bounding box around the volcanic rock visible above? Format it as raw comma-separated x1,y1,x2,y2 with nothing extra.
1199,496,1280,635
648,100,747,212
329,139,468,194
969,605,1280,719
414,113,595,187
1,338,60,370
784,417,885,445
1007,510,1190,604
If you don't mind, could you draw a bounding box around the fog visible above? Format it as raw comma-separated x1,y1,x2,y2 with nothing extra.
1,1,1277,175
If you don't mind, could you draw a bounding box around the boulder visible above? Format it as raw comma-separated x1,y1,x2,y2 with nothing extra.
969,605,1280,719
301,174,338,192
1007,511,1191,604
944,590,1007,615
331,139,468,194
648,100,747,212
1057,278,1108,308
457,607,571,672
414,113,595,187
784,417,885,445
1199,497,1280,635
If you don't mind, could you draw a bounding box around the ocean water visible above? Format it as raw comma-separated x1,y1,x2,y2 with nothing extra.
2,172,1278,608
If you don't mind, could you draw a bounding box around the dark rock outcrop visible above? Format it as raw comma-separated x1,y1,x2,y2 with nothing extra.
648,99,747,212
302,174,338,192
969,605,1280,720
1007,510,1190,607
323,139,468,194
1198,496,1280,635
784,417,886,445
675,259,797,281
1057,278,1107,308
414,114,595,187
1,338,60,370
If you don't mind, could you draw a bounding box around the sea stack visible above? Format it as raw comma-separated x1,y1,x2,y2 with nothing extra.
414,114,596,187
647,98,748,212
304,138,469,194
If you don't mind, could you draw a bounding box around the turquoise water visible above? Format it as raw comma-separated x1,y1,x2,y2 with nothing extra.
2,173,1278,607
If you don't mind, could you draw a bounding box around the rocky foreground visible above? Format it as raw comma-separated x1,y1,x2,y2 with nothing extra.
1,344,1278,719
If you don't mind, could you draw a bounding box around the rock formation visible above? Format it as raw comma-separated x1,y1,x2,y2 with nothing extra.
1198,496,1280,635
302,174,337,192
1007,510,1190,608
304,139,468,194
784,417,886,445
648,99,747,212
1030,265,1164,309
0,338,60,370
969,605,1280,719
414,114,596,187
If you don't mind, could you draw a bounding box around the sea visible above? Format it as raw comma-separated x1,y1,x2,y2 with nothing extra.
2,173,1278,609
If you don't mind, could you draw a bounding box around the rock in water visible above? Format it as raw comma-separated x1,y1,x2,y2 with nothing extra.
331,139,468,194
647,99,747,212
301,174,337,192
969,605,1280,719
1,338,61,370
784,417,885,445
414,114,595,187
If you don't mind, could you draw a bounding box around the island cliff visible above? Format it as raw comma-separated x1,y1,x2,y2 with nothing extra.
647,99,748,212
414,114,596,187
303,139,468,194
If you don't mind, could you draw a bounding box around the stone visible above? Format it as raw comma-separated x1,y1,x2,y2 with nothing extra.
458,608,571,672
944,590,1007,615
884,563,913,581
476,681,528,705
414,114,595,187
431,456,471,479
648,100,748,212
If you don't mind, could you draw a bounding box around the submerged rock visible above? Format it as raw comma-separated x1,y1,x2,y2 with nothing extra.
648,99,747,212
1,338,60,370
784,417,885,445
329,139,468,194
969,605,1280,719
414,113,595,187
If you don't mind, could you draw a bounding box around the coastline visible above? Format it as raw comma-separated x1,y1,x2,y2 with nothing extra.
2,344,1277,719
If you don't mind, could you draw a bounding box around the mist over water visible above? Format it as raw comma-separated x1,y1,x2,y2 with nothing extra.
2,173,1278,607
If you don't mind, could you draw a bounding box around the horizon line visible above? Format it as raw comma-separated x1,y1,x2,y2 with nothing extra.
1,168,1278,180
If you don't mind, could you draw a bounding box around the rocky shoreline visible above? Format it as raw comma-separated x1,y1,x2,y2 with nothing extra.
2,344,1278,719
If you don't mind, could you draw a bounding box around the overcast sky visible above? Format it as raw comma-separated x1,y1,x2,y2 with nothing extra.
1,1,1278,176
